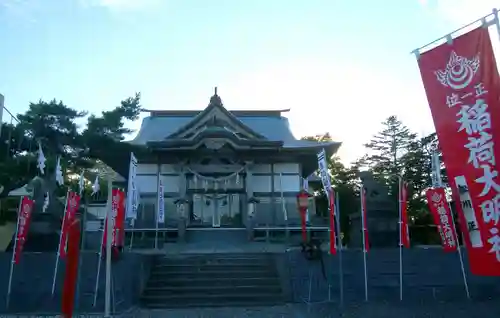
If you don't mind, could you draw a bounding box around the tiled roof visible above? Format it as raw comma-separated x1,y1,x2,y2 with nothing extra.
130,113,341,152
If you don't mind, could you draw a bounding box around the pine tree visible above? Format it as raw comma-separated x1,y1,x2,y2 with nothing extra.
358,116,417,179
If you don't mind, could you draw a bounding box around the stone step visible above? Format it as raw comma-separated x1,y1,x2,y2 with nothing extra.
141,253,283,308
146,276,281,288
143,284,283,295
150,269,277,279
157,257,272,266
140,292,285,308
158,253,272,261
152,263,272,273
142,299,284,309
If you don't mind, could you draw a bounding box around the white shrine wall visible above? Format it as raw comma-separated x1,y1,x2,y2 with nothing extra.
251,163,301,193
132,161,304,226
135,163,180,194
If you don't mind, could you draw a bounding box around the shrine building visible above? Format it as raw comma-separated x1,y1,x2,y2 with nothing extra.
127,89,341,242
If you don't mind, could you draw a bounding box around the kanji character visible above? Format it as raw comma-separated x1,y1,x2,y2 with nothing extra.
447,93,462,107
476,165,500,197
440,214,449,225
468,221,479,232
481,194,500,225
475,83,488,97
457,99,491,135
461,92,473,99
487,227,500,262
464,131,495,168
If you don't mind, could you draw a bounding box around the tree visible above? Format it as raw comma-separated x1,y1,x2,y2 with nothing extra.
301,133,359,244
357,116,417,179
0,93,144,203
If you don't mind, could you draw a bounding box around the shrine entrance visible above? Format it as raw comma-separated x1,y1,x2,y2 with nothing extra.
190,193,243,228
185,158,246,228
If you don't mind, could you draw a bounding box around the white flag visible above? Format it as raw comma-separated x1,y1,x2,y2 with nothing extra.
78,170,85,195
42,192,50,213
55,156,64,186
91,175,100,195
37,141,46,175
126,152,138,219
317,149,332,195
303,177,310,222
431,151,443,188
157,178,165,224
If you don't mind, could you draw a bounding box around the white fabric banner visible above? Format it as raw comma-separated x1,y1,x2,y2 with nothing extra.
157,178,165,224
431,151,443,188
126,152,138,219
303,177,310,222
317,148,332,196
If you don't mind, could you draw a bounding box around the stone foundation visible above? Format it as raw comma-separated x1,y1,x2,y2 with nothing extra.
279,248,500,303
0,252,152,314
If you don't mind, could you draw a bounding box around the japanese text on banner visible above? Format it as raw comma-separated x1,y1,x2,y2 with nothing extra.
417,26,500,275
426,188,457,252
14,197,34,264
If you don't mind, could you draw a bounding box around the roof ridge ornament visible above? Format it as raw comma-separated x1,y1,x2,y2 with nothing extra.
209,86,223,106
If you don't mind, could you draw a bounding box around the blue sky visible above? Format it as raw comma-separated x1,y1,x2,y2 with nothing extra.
1,0,498,164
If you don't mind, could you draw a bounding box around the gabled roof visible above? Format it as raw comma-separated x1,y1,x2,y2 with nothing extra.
167,89,266,140
129,89,341,156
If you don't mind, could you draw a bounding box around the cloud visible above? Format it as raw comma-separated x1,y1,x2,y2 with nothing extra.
78,0,164,11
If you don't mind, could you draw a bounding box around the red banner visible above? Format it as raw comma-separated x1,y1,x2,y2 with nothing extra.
417,26,500,275
400,180,410,248
116,190,126,247
426,188,458,252
361,187,369,252
103,189,125,250
328,189,337,255
61,219,81,318
14,196,34,264
59,192,81,258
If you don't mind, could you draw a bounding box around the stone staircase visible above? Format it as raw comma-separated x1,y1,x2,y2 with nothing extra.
140,253,285,308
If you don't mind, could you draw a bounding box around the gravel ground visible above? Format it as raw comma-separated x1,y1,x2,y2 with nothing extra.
117,300,500,318
2,300,498,317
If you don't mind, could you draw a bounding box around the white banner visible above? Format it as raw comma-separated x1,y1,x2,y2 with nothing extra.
431,151,443,188
317,149,332,195
303,177,310,222
126,152,138,219
157,178,165,224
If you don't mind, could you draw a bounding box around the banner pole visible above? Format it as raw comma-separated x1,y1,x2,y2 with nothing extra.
75,194,89,310
335,192,344,307
398,177,403,301
129,219,135,251
104,176,114,317
447,200,471,299
360,188,368,302
411,11,494,56
155,164,160,249
492,8,500,41
51,190,70,296
6,196,23,309
92,219,105,307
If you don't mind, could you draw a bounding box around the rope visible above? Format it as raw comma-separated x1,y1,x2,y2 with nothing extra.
186,164,246,182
